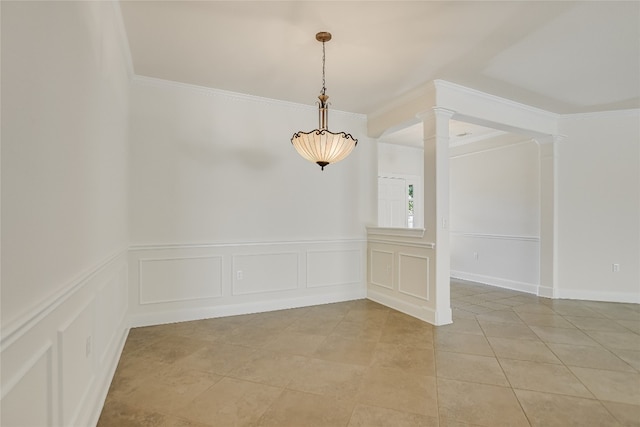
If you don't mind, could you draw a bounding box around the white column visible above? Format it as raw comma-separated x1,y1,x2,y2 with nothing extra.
535,135,564,298
421,107,455,325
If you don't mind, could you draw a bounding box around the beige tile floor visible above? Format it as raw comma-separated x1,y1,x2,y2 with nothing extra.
99,279,640,426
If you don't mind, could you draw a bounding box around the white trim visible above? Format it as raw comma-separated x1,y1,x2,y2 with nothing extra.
450,270,538,295
433,80,560,122
128,288,366,328
449,137,535,159
368,238,435,249
369,249,395,290
366,226,425,238
0,341,53,401
57,298,97,426
129,238,367,252
132,75,366,120
231,252,299,296
397,253,430,301
138,255,224,304
559,109,640,120
538,285,555,299
305,249,362,288
449,129,507,147
85,324,129,427
367,288,452,326
450,231,540,242
555,289,640,304
0,248,128,350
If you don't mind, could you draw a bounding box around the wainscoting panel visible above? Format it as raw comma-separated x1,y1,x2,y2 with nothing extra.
307,249,361,288
140,256,223,304
232,252,298,295
366,230,444,325
398,253,430,301
370,249,394,290
0,250,129,427
0,343,53,426
58,298,96,425
128,240,367,327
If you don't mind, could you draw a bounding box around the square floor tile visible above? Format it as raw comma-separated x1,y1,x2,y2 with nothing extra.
372,342,435,377
569,366,640,405
437,378,529,427
356,366,438,416
600,401,640,427
487,336,560,364
347,403,438,427
286,357,366,400
436,351,508,386
314,335,378,365
546,343,636,372
530,325,600,346
514,389,620,427
499,359,593,398
434,331,494,356
174,377,282,426
258,389,354,427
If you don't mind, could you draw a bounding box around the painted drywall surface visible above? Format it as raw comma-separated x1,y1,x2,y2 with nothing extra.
449,139,540,290
557,112,640,301
129,78,376,245
378,142,423,177
1,0,129,327
1,2,130,425
450,140,540,236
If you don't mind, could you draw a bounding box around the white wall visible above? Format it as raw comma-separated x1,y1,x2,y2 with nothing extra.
1,2,130,425
378,142,423,177
450,139,541,292
557,111,640,302
128,77,376,325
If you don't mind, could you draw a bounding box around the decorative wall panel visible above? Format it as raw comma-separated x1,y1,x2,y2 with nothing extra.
307,249,361,288
58,299,95,425
370,249,394,290
1,344,53,427
232,252,298,295
398,253,430,301
128,240,367,327
139,256,223,304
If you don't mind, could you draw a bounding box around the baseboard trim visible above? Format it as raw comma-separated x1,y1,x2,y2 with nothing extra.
84,323,129,427
367,288,452,326
450,270,538,295
129,288,367,328
556,289,640,304
537,285,555,299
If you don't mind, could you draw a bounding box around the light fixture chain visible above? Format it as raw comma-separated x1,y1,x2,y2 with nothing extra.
321,41,326,95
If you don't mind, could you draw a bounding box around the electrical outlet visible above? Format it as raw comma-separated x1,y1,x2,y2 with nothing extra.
473,252,479,261
612,264,620,273
237,270,243,280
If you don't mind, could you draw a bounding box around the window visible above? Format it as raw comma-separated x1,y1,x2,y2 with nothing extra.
408,184,414,228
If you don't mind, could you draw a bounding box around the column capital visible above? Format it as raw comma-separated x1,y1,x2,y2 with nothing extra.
420,107,457,140
534,134,566,145
416,107,457,122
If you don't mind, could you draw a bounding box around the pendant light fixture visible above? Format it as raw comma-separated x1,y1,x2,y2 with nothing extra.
291,32,357,171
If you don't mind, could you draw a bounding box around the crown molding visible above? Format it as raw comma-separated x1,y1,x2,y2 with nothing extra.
559,108,640,121
131,75,367,120
432,80,561,122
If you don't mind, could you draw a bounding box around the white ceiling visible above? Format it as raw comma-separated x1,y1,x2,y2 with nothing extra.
120,1,640,116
